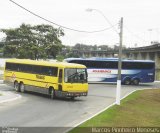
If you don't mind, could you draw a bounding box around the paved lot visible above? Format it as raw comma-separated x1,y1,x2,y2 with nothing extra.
0,82,159,132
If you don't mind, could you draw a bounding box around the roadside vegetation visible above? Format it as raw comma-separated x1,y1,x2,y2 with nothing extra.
0,24,64,60
70,89,160,133
0,23,128,60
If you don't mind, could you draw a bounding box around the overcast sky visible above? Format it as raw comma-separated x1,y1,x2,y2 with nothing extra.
0,0,160,47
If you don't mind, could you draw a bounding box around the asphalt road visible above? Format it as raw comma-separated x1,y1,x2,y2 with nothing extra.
0,82,159,133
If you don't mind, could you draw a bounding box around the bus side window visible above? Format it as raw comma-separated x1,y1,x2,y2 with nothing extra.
31,65,40,74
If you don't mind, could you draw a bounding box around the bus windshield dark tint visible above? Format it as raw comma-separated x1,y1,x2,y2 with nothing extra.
69,60,154,69
122,62,155,69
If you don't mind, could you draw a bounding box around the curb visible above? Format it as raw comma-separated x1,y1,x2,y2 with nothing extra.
0,92,21,104
0,80,3,84
155,81,160,83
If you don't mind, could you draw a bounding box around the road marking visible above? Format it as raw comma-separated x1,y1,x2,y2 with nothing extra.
0,94,21,104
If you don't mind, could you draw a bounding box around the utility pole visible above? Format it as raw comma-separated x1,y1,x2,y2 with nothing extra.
116,17,123,105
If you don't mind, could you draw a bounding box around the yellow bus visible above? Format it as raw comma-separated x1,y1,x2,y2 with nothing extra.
3,59,88,99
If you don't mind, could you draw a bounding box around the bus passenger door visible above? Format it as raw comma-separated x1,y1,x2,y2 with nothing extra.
58,69,63,91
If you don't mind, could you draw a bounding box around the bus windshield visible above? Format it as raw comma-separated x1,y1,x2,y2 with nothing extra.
64,68,87,83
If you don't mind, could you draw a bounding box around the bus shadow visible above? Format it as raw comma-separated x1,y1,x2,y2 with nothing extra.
89,82,154,87
23,91,84,102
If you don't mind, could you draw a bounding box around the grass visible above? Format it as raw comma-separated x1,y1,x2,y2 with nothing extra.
70,89,160,133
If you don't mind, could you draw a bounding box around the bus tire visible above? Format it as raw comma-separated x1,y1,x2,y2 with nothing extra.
124,78,131,85
19,82,25,93
132,79,140,85
14,81,20,92
50,88,55,99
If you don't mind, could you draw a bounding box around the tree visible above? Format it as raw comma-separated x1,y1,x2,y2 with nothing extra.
1,24,64,60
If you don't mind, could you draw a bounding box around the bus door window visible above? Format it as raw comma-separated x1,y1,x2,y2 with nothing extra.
58,69,63,83
80,73,84,80
58,69,63,91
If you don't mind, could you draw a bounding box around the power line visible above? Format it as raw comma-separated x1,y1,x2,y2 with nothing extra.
124,26,148,43
9,0,117,33
86,8,119,34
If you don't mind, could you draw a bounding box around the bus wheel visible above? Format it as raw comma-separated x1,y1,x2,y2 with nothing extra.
124,78,131,85
20,83,25,93
132,79,139,85
50,88,55,99
14,81,20,92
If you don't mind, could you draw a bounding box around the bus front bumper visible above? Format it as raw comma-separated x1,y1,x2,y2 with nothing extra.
55,90,88,97
65,92,88,97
